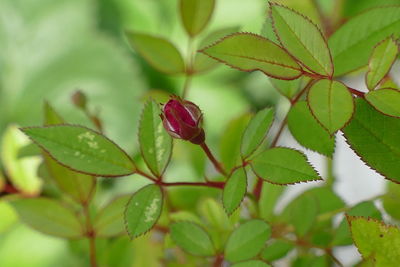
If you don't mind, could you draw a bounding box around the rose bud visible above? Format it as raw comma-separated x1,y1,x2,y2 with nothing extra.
161,97,205,144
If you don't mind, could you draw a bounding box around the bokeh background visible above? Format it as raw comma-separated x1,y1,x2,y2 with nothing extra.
1,0,399,266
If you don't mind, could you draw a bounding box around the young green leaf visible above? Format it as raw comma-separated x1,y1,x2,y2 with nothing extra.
307,79,354,134
125,184,163,238
223,168,247,215
383,182,400,220
261,240,294,262
347,216,400,265
21,125,135,177
366,38,399,90
170,221,215,256
332,201,381,246
329,6,400,76
251,147,322,185
282,193,318,237
225,219,271,262
241,107,274,158
270,3,333,76
231,260,271,267
343,98,400,183
200,33,303,80
365,88,400,118
126,32,185,75
180,0,215,37
139,100,172,177
11,198,84,238
94,195,131,237
0,201,17,234
288,101,335,156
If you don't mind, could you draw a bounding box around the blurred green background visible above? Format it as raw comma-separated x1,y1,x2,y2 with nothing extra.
1,0,399,266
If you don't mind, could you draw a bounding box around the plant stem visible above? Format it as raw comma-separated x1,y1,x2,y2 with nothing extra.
272,79,315,147
252,177,263,201
270,115,288,148
200,142,227,176
347,86,365,97
136,169,158,182
182,74,193,99
83,202,97,267
182,37,194,98
212,254,224,267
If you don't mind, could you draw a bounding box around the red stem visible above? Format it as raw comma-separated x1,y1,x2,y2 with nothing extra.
212,254,224,267
200,142,227,176
252,177,263,201
347,87,365,98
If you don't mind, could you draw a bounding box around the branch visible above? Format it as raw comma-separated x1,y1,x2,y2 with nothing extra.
200,142,227,176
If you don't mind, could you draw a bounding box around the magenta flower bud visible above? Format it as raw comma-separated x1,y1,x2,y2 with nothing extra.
161,97,205,144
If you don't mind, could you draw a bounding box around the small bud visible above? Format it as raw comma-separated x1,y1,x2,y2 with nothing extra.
71,90,87,110
161,96,205,144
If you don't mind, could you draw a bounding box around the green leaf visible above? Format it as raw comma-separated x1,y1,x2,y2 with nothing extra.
231,260,271,267
21,125,135,177
220,114,251,170
200,33,303,80
180,0,215,37
241,108,274,158
365,88,400,118
94,195,130,237
348,216,400,266
343,98,400,183
288,101,335,156
261,240,294,262
223,168,247,215
366,38,399,90
307,79,354,134
11,198,83,238
282,193,318,236
225,219,271,262
329,6,400,76
126,32,185,75
383,182,400,220
43,103,95,203
1,125,42,195
170,221,215,256
139,100,172,177
251,147,322,185
259,182,285,221
270,3,333,76
194,26,240,74
45,156,95,204
125,184,163,238
332,201,381,246
269,77,304,99
44,102,64,125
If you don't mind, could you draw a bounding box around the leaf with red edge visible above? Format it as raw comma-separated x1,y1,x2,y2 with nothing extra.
270,3,333,77
200,32,303,80
347,216,400,266
251,147,322,185
21,125,136,177
307,79,354,135
365,88,400,118
343,98,400,183
124,184,163,239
